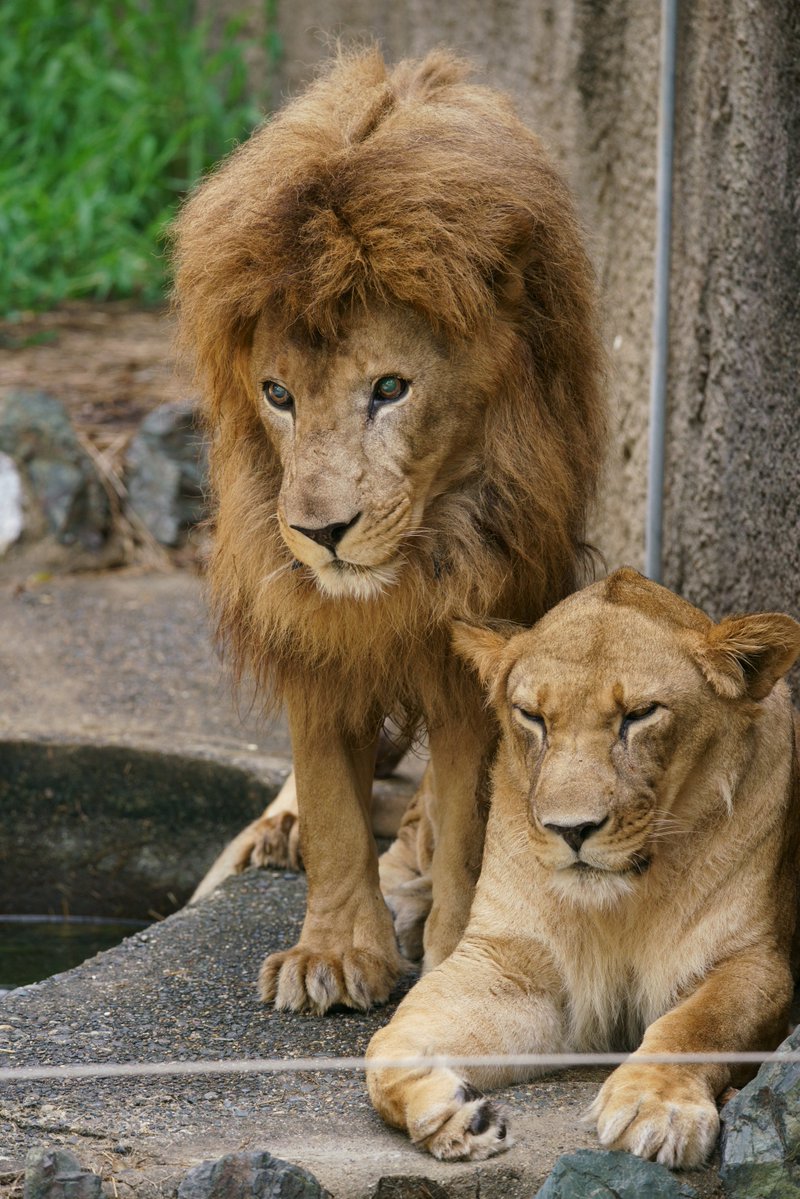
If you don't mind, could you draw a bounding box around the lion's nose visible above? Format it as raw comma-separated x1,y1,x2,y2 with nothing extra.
290,513,361,554
544,817,608,853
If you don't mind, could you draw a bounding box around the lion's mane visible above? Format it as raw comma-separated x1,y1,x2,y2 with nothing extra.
172,49,606,735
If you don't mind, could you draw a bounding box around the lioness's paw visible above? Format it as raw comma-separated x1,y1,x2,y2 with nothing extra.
258,946,400,1014
411,1085,510,1162
250,812,302,871
589,1066,719,1168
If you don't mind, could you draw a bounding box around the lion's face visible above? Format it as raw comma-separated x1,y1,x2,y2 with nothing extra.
249,303,490,601
454,568,800,909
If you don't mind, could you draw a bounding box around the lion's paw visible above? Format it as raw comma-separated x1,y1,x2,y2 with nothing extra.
258,945,400,1014
383,875,432,962
249,811,302,871
411,1083,510,1162
589,1065,719,1168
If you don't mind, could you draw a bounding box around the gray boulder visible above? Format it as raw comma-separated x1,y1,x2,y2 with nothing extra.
0,449,24,554
177,1150,331,1199
0,391,110,552
534,1149,698,1198
125,400,208,545
720,1029,800,1198
23,1147,102,1198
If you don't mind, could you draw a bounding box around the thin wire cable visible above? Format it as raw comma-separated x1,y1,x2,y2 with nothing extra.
1,1048,799,1085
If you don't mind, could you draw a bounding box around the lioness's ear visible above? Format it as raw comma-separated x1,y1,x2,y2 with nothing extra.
451,619,520,689
693,612,800,701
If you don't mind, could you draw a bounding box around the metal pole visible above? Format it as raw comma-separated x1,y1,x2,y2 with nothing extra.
644,0,679,582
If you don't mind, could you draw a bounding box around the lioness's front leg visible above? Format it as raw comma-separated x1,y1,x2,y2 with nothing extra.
423,711,495,969
590,949,794,1168
368,939,564,1160
259,696,404,1013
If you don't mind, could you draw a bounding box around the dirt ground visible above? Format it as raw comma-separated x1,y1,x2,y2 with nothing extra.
0,302,184,455
0,302,203,573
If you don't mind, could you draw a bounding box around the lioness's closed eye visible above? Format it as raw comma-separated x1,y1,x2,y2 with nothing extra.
367,567,800,1169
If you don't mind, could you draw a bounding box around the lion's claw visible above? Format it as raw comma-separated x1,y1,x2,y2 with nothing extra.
259,946,400,1014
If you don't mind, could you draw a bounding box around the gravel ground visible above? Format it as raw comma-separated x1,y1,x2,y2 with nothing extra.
0,570,285,759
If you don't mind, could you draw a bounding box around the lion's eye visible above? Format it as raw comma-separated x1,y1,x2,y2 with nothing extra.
262,381,294,411
370,375,409,412
513,705,546,733
620,703,659,738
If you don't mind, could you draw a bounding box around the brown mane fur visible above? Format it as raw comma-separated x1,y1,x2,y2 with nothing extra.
171,48,606,737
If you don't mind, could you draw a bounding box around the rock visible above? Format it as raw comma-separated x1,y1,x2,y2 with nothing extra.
23,1147,102,1198
0,450,24,554
720,1029,800,1198
534,1149,698,1198
177,1150,331,1199
0,392,111,552
125,400,208,545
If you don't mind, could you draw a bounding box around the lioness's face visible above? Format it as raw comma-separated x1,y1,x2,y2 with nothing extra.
250,303,487,600
493,594,741,907
455,570,800,909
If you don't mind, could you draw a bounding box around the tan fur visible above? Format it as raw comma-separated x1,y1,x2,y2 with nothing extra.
172,48,605,1013
368,568,800,1167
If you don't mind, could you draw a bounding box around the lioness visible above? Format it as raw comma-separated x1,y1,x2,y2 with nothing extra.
173,49,606,1012
367,568,800,1167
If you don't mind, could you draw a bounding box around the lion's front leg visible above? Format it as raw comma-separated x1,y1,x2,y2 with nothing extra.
422,713,494,969
590,949,794,1167
367,941,564,1160
258,698,404,1014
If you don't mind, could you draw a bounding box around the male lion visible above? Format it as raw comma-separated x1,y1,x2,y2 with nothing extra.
172,49,605,1014
367,568,800,1167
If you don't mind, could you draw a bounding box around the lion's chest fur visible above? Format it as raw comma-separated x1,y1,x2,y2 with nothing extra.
228,512,552,734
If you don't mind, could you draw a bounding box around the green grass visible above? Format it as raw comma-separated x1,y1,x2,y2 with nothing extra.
0,0,267,317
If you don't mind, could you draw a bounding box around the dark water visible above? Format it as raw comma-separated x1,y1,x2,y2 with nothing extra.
0,916,148,994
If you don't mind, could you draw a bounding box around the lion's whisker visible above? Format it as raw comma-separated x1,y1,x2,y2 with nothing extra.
262,561,295,587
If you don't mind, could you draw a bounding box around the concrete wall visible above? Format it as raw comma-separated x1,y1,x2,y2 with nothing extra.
663,1,800,619
211,0,800,620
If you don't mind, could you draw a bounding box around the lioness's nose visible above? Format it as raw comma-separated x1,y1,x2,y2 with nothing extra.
290,513,361,554
544,817,608,853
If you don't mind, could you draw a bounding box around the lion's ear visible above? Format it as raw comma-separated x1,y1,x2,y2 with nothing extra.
451,619,521,690
693,612,800,701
